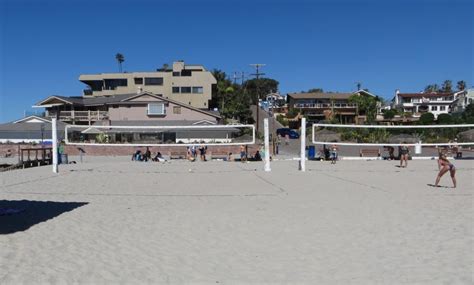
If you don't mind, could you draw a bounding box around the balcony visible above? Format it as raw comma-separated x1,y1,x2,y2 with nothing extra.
294,103,357,109
47,110,109,122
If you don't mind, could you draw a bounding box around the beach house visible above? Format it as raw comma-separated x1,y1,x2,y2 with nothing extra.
392,90,464,119
286,90,377,124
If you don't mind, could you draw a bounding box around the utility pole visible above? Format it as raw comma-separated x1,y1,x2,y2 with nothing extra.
233,72,239,85
241,71,246,85
250,64,266,133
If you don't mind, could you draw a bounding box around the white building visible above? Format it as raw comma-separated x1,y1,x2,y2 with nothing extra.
451,88,474,114
393,90,464,119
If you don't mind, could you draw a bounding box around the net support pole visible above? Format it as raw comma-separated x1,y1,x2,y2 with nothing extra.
52,118,58,173
264,118,271,172
299,117,306,172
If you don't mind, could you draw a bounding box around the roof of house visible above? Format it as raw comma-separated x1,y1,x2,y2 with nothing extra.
287,90,376,100
0,117,67,140
288,92,354,100
397,92,455,98
34,92,221,119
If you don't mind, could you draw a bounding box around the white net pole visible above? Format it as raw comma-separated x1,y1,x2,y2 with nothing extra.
52,118,58,173
264,118,271,172
300,117,306,171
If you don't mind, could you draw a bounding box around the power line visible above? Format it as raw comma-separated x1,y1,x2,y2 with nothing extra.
250,64,266,79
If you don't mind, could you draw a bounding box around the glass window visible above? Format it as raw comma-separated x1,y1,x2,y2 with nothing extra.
192,87,203,94
440,106,446,111
147,103,165,115
181,87,191,93
172,87,180,93
172,72,180,77
181,70,192,76
144,77,163,85
173,106,181,114
134,78,143,85
431,106,438,111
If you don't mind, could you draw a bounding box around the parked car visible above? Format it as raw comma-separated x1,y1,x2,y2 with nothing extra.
276,128,300,139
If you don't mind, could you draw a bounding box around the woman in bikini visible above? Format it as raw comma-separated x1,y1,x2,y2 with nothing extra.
435,154,457,188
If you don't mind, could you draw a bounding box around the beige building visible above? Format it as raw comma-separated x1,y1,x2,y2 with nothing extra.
34,92,221,125
79,61,216,109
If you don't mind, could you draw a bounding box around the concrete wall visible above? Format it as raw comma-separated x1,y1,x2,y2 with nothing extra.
80,62,216,109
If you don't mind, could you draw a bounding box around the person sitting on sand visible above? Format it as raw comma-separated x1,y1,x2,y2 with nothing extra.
153,152,166,162
132,150,142,161
226,152,233,162
254,150,262,161
435,154,457,188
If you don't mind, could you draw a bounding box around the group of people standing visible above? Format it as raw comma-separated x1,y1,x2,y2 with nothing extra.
186,145,208,162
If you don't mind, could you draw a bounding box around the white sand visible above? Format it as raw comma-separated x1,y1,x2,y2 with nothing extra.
1,158,472,284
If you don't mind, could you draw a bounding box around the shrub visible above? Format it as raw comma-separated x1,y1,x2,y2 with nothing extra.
419,112,435,125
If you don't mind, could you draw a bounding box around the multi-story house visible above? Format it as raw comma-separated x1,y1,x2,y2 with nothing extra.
393,90,464,119
450,88,474,114
33,91,221,126
287,90,376,124
79,61,216,109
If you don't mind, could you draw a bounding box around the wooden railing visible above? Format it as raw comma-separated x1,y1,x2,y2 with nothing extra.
47,111,108,122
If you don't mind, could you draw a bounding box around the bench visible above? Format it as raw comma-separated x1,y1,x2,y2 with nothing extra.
208,151,229,160
168,150,188,160
360,149,381,157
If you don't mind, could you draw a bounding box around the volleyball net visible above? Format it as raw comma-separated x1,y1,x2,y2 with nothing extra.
64,124,255,146
311,123,474,159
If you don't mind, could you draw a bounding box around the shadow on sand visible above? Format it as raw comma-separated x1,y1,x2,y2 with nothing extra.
0,200,88,235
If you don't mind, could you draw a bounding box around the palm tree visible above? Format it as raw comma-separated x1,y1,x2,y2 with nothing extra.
115,53,125,73
457,80,466,91
441,80,453,93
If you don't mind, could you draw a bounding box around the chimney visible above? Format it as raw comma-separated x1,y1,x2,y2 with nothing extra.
395,89,400,105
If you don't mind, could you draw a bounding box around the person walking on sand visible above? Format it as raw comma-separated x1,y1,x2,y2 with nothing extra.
330,144,338,164
435,154,457,188
240,144,247,162
399,142,409,168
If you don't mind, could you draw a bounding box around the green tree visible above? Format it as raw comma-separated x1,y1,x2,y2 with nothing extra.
244,78,279,104
383,109,397,120
462,103,474,123
115,53,125,73
348,94,381,123
457,80,466,91
436,113,453,124
424,84,439,93
307,88,324,93
441,80,453,93
419,112,435,125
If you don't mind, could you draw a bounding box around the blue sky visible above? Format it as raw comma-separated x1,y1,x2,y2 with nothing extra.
0,0,472,123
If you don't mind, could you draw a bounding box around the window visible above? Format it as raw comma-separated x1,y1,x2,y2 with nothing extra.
181,87,191,93
431,106,438,111
181,70,192,76
134,78,143,85
192,87,203,94
172,87,180,93
440,106,446,111
173,106,181,114
172,72,180,77
144,77,163,86
147,103,165,115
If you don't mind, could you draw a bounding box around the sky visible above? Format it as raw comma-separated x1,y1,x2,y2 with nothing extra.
0,0,472,123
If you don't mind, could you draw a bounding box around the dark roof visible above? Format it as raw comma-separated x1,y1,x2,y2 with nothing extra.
92,120,218,127
398,92,454,98
35,92,221,119
288,92,354,100
0,119,67,140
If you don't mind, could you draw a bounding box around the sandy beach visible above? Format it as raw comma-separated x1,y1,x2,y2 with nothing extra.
1,158,472,284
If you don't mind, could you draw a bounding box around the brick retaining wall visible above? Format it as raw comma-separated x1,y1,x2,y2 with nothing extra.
1,144,259,157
